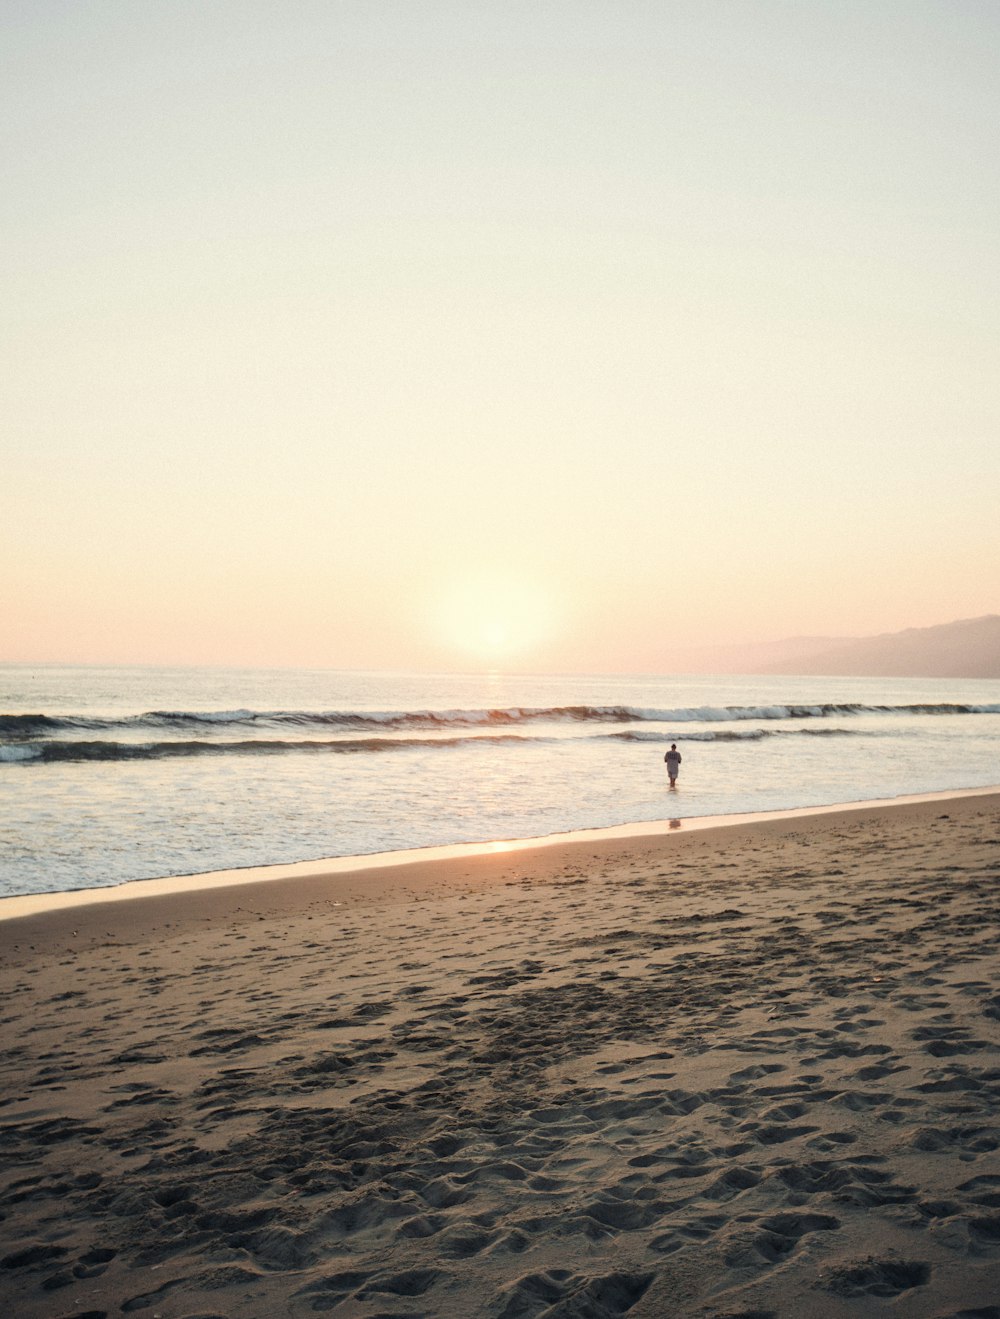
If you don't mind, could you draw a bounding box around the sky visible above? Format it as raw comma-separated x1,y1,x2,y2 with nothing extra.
3,0,998,674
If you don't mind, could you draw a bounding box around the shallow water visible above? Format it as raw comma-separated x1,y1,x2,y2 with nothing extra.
2,665,998,897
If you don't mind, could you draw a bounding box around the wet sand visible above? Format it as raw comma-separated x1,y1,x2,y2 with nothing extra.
1,791,998,1317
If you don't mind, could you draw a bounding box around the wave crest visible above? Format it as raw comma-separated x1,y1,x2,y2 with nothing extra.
3,699,997,742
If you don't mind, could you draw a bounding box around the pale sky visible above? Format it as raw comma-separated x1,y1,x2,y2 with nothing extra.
3,1,998,673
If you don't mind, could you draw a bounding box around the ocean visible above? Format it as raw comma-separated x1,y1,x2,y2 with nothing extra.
2,663,998,900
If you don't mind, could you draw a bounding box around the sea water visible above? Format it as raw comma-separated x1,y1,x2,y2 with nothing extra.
1,664,998,899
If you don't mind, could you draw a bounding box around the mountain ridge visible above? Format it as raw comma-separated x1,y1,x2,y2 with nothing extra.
759,614,1000,678
668,615,1000,679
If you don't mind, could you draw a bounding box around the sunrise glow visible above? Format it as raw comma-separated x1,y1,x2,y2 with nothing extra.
435,573,553,667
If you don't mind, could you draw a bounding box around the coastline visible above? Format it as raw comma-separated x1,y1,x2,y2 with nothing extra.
3,783,999,924
7,666,999,905
2,789,999,1316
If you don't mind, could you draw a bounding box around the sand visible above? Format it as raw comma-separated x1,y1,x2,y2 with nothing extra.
1,792,998,1319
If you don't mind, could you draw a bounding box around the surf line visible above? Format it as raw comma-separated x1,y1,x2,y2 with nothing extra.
2,785,999,923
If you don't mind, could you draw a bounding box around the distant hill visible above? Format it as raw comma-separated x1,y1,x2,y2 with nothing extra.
666,616,1000,678
759,615,1000,679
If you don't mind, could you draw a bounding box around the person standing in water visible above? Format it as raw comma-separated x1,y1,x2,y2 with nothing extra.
664,743,682,787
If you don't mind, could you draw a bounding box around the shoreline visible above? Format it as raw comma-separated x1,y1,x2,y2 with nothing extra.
1,782,998,1315
2,782,999,923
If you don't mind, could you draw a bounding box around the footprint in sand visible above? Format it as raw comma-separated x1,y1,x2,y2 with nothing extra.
494,1267,653,1319
819,1256,931,1298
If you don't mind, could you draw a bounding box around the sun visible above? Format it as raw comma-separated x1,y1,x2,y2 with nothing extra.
435,572,552,666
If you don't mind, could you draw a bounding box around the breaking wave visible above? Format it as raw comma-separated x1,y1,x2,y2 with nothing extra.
1,724,891,763
3,700,998,742
608,726,872,743
2,699,996,767
0,733,542,764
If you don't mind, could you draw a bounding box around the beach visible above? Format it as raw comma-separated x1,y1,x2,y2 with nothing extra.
1,791,999,1318
5,664,1000,901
